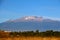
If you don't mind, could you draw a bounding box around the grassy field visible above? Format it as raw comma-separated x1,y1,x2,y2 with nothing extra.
0,37,60,40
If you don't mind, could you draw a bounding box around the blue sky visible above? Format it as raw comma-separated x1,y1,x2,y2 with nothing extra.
0,0,60,23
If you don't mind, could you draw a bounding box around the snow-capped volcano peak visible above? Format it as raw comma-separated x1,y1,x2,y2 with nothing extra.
24,16,38,20
20,16,44,21
7,16,44,22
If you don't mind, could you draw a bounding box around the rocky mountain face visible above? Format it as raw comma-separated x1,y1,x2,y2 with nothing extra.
0,16,60,32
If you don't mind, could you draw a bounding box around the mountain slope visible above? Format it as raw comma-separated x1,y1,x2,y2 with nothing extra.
0,16,60,32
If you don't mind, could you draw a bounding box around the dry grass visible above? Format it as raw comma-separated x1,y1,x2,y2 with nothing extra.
0,37,60,40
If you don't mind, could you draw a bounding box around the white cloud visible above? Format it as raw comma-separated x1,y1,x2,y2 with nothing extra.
43,16,60,21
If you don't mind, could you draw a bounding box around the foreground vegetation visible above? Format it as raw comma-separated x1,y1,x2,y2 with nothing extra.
0,37,60,40
0,30,60,37
0,30,60,40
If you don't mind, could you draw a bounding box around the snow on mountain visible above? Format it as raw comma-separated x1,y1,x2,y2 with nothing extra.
9,16,44,22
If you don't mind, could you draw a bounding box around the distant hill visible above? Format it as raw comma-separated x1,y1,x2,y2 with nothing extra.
0,16,60,32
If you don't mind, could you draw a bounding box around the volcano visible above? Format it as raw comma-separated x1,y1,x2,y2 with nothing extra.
0,16,60,32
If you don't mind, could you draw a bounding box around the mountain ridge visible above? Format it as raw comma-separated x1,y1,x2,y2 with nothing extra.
0,16,60,32
6,16,55,22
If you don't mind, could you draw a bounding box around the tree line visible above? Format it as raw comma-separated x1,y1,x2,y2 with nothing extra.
0,30,60,38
